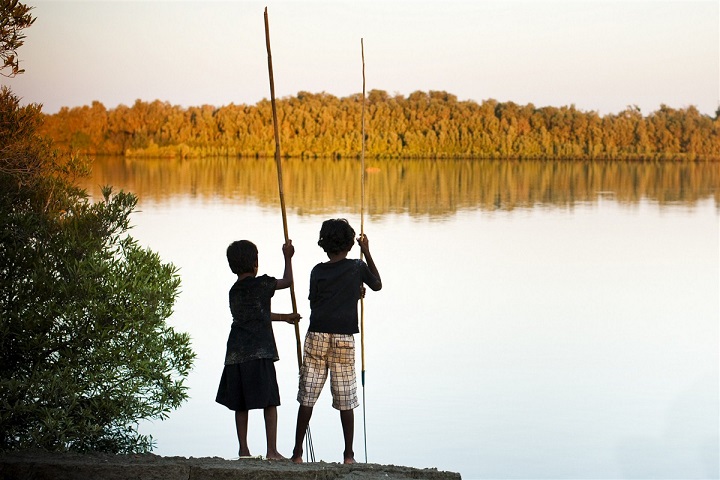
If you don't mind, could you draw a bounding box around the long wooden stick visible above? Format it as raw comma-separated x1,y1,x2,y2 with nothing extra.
264,7,314,464
359,37,368,464
264,7,301,369
360,40,366,240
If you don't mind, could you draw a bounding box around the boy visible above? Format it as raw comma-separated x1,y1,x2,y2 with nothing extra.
291,219,382,464
215,239,299,460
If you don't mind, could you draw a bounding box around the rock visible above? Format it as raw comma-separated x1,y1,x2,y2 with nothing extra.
0,451,462,480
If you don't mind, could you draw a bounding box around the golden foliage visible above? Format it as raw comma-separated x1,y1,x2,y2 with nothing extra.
40,92,720,161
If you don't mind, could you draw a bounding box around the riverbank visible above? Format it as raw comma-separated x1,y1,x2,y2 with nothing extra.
0,451,462,480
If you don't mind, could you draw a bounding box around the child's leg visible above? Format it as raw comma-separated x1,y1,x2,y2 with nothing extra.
326,334,359,464
340,409,355,464
290,405,313,463
293,332,330,463
263,406,286,460
235,410,250,457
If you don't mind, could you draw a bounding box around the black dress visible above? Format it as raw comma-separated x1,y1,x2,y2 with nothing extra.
215,275,281,411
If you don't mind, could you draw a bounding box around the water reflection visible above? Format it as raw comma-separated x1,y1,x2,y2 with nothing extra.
84,157,720,214
74,156,718,479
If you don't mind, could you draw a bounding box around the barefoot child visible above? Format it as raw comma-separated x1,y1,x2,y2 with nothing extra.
291,219,382,464
216,239,299,459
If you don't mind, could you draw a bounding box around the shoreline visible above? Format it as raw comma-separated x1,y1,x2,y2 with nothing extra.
0,451,462,480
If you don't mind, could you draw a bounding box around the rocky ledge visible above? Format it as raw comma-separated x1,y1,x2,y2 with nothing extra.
0,451,462,480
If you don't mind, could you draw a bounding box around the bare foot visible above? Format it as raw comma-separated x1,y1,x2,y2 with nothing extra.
290,447,304,464
343,448,356,464
266,452,287,461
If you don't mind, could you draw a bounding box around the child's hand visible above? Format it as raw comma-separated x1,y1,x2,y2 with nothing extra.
282,239,295,258
271,312,301,323
357,234,370,253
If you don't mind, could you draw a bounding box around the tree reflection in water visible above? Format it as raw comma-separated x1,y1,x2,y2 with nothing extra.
83,157,719,215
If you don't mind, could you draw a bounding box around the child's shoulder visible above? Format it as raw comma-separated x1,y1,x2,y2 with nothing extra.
315,258,358,268
255,274,278,286
312,258,364,277
232,274,276,288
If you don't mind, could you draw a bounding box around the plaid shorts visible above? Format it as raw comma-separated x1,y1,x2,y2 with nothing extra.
297,332,359,411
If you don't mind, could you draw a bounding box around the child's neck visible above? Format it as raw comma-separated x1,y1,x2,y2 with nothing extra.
327,251,349,263
237,272,256,280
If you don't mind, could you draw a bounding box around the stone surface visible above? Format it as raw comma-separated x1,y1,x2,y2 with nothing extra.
0,451,462,480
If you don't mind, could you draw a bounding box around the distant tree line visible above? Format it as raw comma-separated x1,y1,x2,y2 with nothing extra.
39,90,720,161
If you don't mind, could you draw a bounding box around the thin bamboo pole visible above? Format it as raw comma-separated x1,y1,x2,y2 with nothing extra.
359,37,368,464
264,7,314,462
360,41,366,240
263,6,301,368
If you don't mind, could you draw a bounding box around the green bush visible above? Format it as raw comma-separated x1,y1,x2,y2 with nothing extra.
0,3,195,452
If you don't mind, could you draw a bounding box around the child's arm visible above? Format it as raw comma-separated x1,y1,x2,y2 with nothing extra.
358,234,382,290
276,240,294,290
271,312,302,324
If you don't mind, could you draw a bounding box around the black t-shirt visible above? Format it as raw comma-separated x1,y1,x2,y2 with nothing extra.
223,274,278,364
308,258,381,334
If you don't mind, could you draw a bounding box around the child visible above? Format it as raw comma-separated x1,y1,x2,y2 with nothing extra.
215,239,300,460
290,219,382,464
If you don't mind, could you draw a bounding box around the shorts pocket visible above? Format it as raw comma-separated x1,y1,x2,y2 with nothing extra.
334,339,353,349
333,337,355,364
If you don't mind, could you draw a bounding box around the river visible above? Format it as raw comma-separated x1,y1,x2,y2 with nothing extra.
79,157,719,480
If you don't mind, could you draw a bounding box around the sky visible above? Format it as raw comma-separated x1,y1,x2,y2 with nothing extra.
3,0,719,116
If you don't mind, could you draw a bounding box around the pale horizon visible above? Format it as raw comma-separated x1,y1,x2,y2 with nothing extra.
3,0,719,117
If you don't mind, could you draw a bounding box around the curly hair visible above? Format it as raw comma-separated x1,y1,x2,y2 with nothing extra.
226,240,258,274
317,218,355,255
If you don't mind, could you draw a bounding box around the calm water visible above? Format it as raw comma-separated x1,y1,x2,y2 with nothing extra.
80,157,719,480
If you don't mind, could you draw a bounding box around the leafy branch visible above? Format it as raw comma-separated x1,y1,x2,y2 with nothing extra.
0,0,35,77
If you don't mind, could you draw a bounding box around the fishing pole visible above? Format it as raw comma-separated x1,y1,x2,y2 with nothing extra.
359,37,368,464
263,6,315,462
